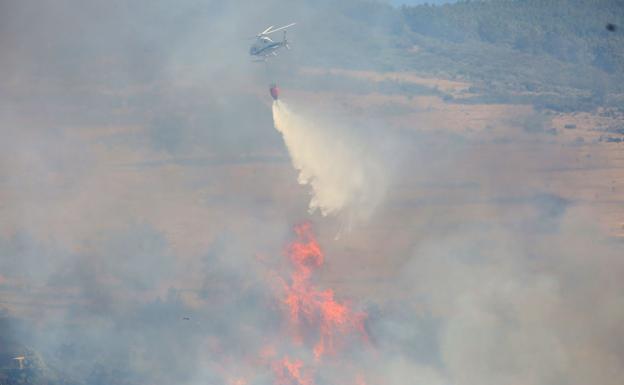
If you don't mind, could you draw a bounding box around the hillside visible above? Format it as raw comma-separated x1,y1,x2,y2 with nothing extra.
302,0,623,112
1,1,624,384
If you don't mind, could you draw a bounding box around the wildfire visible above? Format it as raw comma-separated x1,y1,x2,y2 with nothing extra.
355,374,368,385
228,378,247,385
281,223,368,360
272,357,312,385
220,223,369,385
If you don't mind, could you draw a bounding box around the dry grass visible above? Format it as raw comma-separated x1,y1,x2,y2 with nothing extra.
287,68,624,287
299,67,471,95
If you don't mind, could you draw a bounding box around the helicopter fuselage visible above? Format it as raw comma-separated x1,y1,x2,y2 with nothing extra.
248,23,295,61
249,37,284,58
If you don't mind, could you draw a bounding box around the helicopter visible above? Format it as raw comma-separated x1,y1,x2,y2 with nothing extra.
249,23,296,61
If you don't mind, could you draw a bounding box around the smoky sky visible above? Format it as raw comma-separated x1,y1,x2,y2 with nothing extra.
1,1,624,385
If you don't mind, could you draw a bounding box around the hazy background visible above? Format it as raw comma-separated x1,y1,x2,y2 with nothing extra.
1,1,623,384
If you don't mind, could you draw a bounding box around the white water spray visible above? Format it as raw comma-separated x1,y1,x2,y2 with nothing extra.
272,101,386,222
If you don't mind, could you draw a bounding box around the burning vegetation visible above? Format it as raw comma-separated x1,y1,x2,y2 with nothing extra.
281,223,368,362
267,223,369,385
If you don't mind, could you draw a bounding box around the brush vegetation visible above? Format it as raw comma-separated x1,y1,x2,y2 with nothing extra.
304,0,624,112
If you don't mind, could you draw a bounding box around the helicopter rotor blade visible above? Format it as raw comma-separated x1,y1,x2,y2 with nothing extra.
262,22,296,35
259,25,275,36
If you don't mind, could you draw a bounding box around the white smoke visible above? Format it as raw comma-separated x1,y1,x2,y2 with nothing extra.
272,100,387,223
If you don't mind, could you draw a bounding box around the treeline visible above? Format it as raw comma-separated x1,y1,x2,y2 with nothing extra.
401,0,624,73
307,0,624,111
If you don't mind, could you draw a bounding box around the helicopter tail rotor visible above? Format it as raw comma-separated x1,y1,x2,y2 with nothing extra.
283,30,291,50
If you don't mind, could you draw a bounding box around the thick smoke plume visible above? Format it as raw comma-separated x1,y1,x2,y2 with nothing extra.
272,101,386,223
2,1,624,385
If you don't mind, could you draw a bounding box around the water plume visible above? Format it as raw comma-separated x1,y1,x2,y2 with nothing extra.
272,101,386,224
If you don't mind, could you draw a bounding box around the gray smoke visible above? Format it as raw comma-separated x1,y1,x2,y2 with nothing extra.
1,1,623,385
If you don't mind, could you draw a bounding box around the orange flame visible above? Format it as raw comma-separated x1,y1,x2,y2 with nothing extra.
355,374,368,385
223,223,370,385
228,378,247,385
281,223,368,361
273,357,313,385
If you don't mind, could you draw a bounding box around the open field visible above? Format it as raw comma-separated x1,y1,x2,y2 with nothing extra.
3,67,623,315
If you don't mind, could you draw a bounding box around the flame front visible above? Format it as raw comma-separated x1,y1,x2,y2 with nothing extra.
280,223,368,362
220,223,370,385
272,357,312,385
